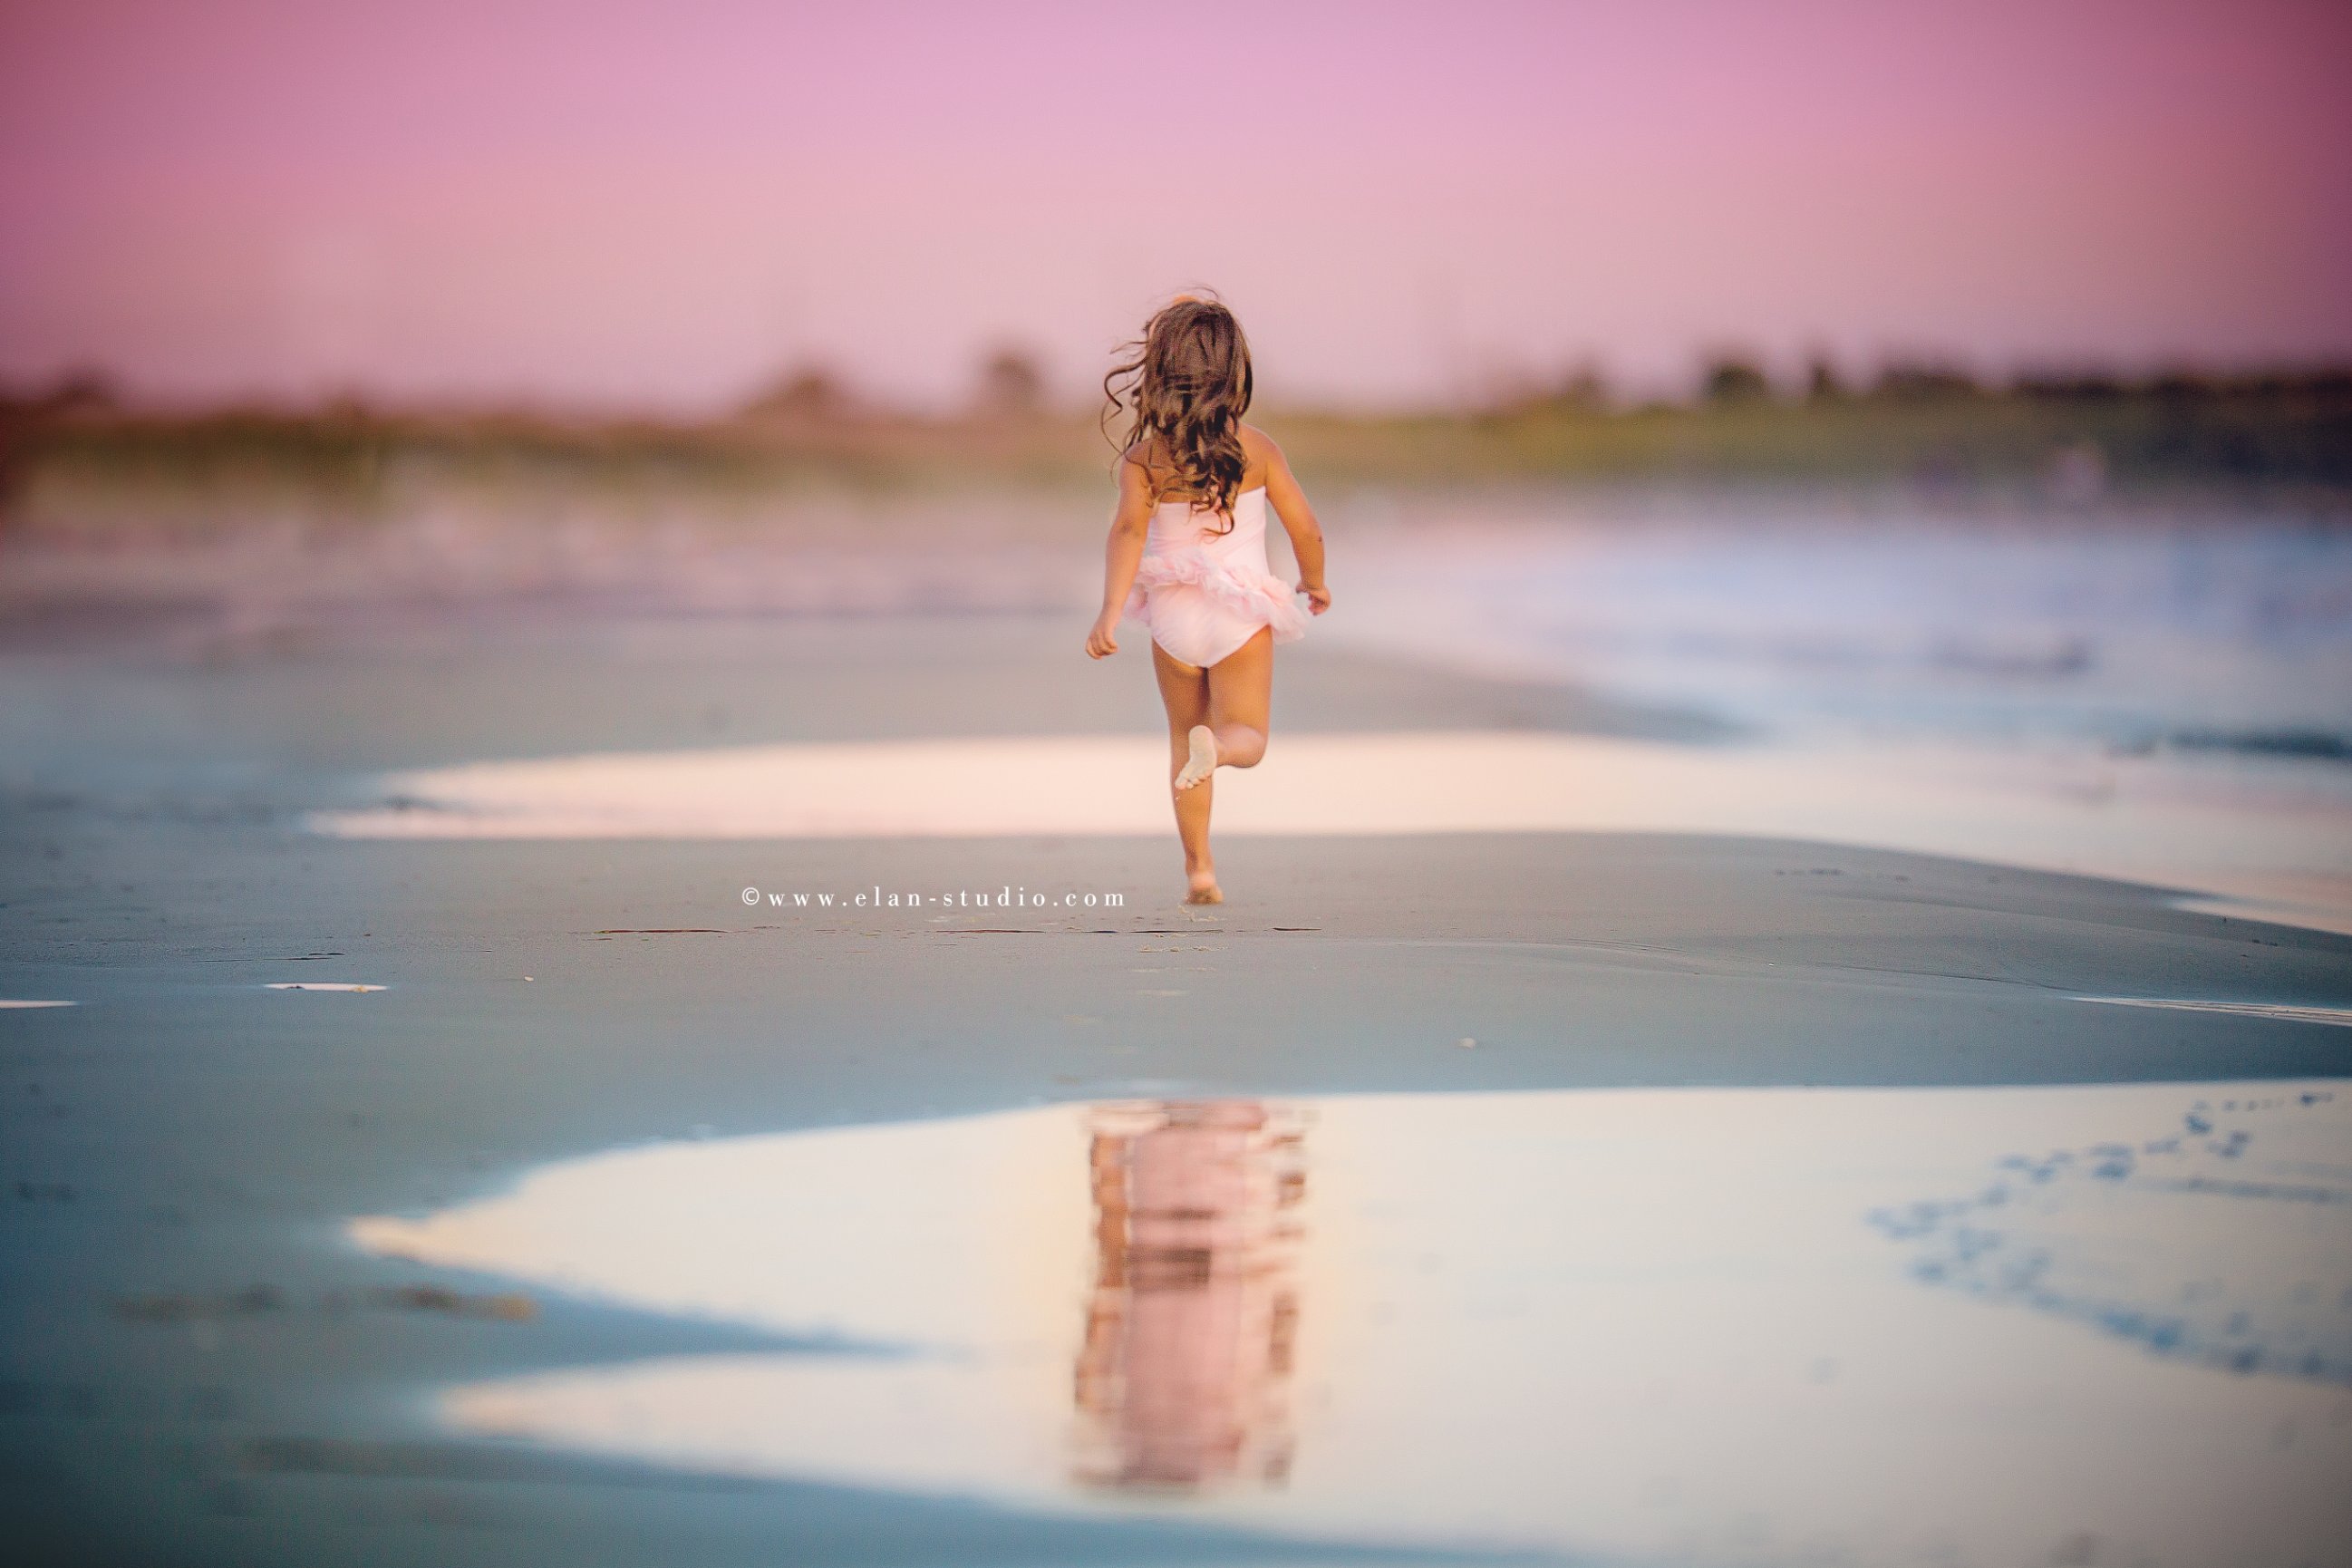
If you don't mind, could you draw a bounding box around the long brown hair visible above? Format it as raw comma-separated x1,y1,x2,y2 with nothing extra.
1102,295,1254,528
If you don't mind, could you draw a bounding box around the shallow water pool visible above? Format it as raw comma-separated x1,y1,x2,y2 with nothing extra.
353,1079,2352,1567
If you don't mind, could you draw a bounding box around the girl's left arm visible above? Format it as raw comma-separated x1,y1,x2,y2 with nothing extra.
1263,438,1331,615
1086,457,1157,658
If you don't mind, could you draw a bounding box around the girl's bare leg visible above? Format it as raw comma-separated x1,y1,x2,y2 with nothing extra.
1172,627,1276,788
1204,626,1273,771
1153,627,1275,904
1151,643,1221,903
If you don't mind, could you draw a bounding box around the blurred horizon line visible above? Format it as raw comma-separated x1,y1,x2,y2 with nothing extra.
5,351,2347,518
11,348,2352,428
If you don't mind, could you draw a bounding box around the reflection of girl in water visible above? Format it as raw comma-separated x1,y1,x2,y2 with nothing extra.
1085,296,1331,905
1075,1101,1305,1491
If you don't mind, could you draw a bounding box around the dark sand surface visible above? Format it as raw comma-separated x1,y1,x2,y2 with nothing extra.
4,613,2349,1566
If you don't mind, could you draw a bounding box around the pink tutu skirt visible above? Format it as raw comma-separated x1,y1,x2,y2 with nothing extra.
1123,486,1308,668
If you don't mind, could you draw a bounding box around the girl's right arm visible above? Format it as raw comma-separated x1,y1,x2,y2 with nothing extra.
1086,455,1156,659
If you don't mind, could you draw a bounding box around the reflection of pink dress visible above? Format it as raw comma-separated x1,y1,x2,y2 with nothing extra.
1124,487,1309,669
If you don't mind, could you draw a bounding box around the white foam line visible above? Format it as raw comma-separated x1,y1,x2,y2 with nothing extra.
0,999,76,1009
2075,996,2352,1028
265,982,387,993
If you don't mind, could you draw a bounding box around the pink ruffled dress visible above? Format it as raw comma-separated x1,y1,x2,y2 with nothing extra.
1123,486,1309,668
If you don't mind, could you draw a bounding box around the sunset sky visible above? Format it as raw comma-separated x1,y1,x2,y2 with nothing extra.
3,0,2347,411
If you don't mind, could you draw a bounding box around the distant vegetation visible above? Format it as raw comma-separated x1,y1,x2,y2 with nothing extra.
4,355,2347,535
1270,361,2352,498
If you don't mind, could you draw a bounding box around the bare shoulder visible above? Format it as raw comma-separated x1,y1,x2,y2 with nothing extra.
1118,439,1163,488
1239,423,1290,485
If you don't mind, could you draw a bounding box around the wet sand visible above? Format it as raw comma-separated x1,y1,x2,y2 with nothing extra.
4,610,2350,1566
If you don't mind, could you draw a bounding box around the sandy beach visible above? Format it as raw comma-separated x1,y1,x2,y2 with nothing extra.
4,600,2349,1565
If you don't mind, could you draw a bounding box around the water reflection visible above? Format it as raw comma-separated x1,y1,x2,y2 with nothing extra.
349,1080,2352,1564
1075,1102,1306,1491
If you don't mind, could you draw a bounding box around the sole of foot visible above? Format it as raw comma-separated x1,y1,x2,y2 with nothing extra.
1174,725,1216,791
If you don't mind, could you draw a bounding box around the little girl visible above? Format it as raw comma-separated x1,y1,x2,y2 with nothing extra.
1085,296,1331,905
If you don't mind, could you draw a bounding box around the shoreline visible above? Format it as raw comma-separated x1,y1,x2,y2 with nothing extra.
5,609,2350,1566
307,729,2352,938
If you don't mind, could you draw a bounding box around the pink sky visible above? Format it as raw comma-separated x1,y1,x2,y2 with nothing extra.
3,0,2347,411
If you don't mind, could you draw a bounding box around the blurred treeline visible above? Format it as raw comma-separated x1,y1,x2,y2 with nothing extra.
4,354,2347,533
1283,360,2352,498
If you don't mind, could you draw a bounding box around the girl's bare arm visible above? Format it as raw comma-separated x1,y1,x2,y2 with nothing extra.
1086,455,1157,658
1256,432,1331,614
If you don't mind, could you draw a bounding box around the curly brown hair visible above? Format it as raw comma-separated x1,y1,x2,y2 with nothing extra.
1102,295,1254,530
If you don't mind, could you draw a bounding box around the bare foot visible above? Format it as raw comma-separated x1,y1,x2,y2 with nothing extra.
1173,724,1216,791
1185,869,1224,905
